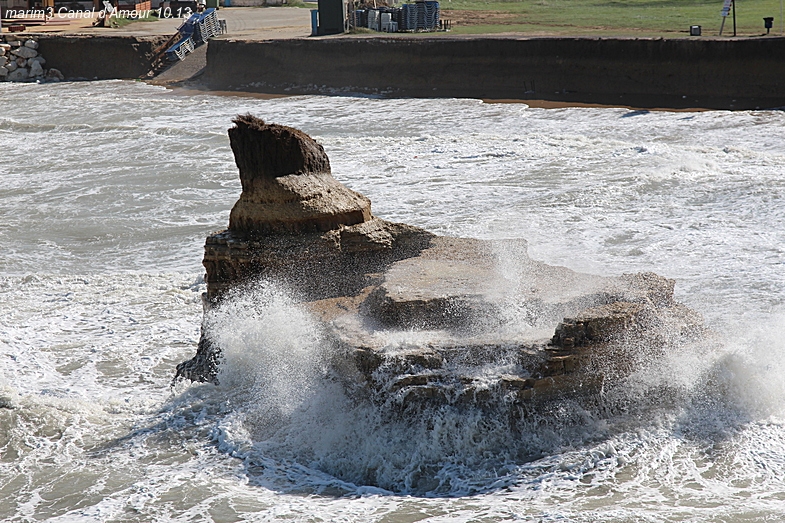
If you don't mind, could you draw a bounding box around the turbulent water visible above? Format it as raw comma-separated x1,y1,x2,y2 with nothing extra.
1,80,784,522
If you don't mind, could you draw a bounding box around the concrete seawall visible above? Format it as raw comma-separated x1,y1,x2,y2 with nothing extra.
202,36,785,109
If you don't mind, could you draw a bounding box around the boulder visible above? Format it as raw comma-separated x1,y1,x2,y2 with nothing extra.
11,46,37,60
7,68,28,81
16,57,27,67
24,39,39,49
0,48,5,57
28,56,46,66
176,116,707,416
6,61,17,72
29,61,44,77
0,66,7,78
46,68,64,81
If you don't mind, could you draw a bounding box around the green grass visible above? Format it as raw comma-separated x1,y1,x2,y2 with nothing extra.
112,12,160,27
439,0,784,37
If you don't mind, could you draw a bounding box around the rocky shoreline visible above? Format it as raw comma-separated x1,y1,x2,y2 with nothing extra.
0,35,63,82
176,115,706,414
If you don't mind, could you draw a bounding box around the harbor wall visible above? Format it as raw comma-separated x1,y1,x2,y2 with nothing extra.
202,36,785,109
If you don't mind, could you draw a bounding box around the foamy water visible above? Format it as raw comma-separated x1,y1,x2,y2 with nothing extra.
1,80,784,521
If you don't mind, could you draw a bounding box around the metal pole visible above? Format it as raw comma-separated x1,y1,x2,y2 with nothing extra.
732,0,736,36
781,0,783,34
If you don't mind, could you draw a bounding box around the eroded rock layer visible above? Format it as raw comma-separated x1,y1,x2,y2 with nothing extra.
177,115,706,415
227,115,372,235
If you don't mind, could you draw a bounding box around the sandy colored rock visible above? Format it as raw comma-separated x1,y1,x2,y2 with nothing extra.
177,117,707,416
226,115,372,235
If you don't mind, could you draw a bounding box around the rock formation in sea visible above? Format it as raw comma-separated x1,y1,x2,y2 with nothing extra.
176,115,705,412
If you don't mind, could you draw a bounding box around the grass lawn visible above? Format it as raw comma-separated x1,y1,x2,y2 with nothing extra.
112,12,161,28
439,0,784,37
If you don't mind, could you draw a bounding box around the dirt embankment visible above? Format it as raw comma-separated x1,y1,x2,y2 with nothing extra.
35,34,170,79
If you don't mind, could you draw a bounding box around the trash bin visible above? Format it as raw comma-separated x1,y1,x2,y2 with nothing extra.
689,25,701,36
311,9,319,35
764,17,774,34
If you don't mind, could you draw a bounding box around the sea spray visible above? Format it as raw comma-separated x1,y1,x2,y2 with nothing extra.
197,279,631,495
206,282,333,431
200,281,785,499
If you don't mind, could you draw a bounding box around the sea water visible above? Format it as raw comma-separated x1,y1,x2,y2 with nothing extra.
1,80,784,522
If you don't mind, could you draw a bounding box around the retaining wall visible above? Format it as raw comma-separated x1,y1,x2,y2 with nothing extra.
202,36,785,109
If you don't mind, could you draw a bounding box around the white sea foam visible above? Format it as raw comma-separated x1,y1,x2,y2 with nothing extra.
1,80,784,521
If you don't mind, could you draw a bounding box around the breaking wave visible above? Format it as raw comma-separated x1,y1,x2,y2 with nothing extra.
197,281,785,499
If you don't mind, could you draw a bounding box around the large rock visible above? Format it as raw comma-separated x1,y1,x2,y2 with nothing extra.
46,67,65,82
46,68,64,81
177,116,706,416
227,115,371,235
7,68,29,81
29,61,44,77
11,46,37,60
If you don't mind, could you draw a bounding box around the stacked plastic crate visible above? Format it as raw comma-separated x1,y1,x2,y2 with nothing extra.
401,4,413,30
380,11,398,32
423,1,439,29
367,9,380,30
194,9,222,45
355,9,368,29
166,8,222,61
401,1,439,31
166,36,195,62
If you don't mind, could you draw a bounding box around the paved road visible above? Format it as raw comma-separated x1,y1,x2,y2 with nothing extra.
15,6,312,39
